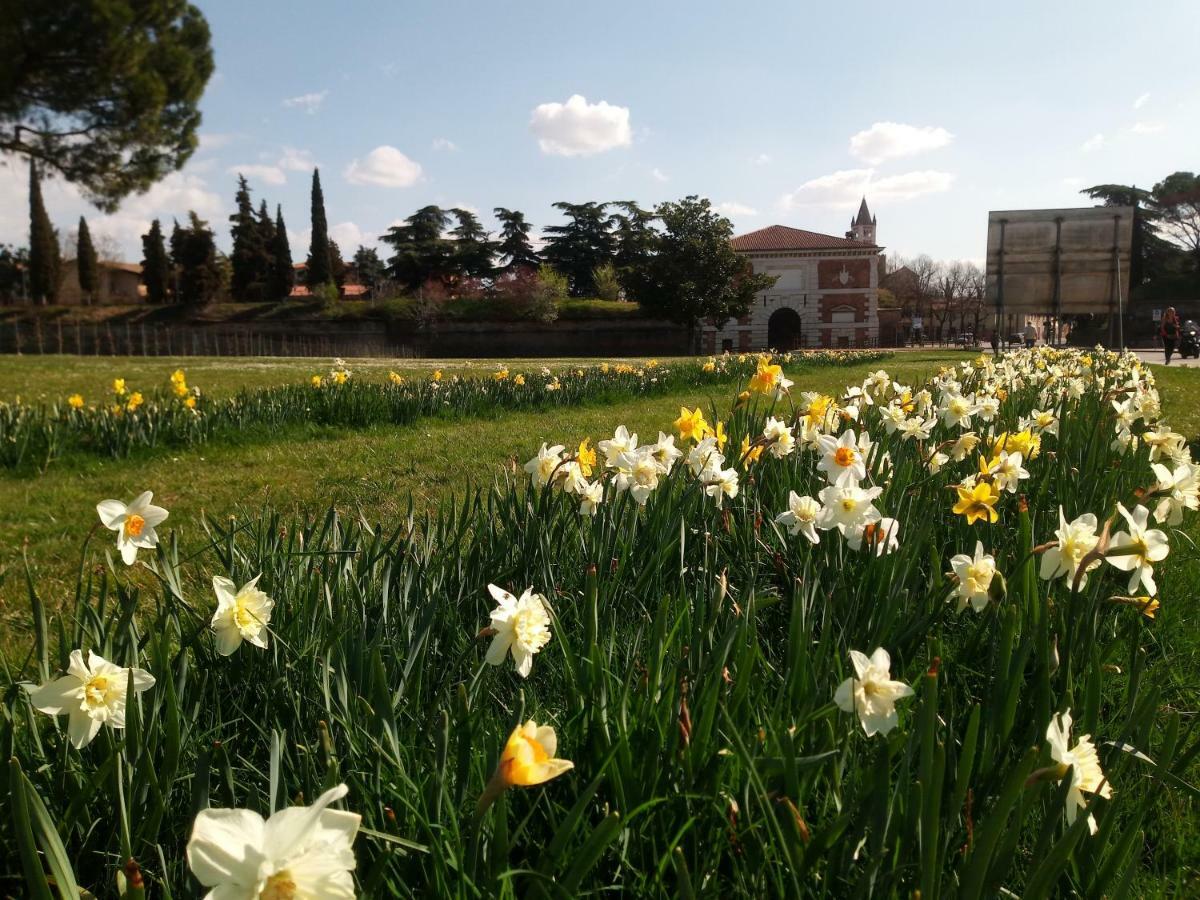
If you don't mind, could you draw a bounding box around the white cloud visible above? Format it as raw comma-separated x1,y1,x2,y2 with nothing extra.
1081,133,1106,152
750,153,772,166
715,202,759,217
779,168,954,210
1130,121,1165,135
849,122,953,165
282,90,329,114
1133,92,1151,110
228,164,287,186
651,167,669,183
529,94,632,157
329,221,366,249
432,137,458,152
1062,176,1083,188
278,147,317,172
344,146,423,188
198,133,236,151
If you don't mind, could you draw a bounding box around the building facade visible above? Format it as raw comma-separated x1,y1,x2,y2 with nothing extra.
57,260,144,305
702,199,882,353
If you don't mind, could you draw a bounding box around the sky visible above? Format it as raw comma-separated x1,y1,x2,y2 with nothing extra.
2,0,1198,266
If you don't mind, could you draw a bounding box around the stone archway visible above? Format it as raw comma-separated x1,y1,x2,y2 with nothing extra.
768,307,803,351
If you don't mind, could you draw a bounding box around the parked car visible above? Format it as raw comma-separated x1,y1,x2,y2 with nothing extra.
1180,320,1199,359
1008,332,1026,347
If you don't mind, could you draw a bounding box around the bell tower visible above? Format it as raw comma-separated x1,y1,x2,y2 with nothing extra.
847,197,876,244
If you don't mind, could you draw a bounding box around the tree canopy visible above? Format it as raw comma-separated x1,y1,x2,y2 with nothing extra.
380,205,456,290
493,208,540,273
0,0,214,210
306,169,333,288
76,216,98,302
541,201,616,295
141,219,170,304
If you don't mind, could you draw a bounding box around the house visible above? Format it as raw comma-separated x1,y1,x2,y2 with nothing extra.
288,261,369,299
702,198,883,352
57,260,144,305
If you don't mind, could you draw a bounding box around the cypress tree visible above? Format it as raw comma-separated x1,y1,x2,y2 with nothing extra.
141,219,170,304
76,216,99,304
257,199,276,275
229,174,269,300
270,205,295,300
28,161,61,304
306,168,333,287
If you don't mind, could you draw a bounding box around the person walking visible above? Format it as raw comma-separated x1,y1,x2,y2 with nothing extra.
1160,307,1181,365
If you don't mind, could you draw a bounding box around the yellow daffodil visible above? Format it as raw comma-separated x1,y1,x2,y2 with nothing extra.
113,378,126,396
740,434,764,465
493,367,509,381
126,392,144,412
953,481,1001,525
311,375,323,388
432,369,443,381
389,371,404,385
703,359,716,372
514,373,525,386
713,421,728,451
600,362,611,373
476,720,574,816
332,370,348,385
675,406,710,443
576,438,596,476
68,393,84,409
748,357,783,394
992,429,1040,460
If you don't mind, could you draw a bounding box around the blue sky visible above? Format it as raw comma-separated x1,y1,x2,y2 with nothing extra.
3,0,1197,264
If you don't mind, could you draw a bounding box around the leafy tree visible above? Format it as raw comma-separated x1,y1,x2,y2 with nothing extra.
173,212,221,306
270,205,294,300
76,216,98,304
229,175,273,300
541,201,616,295
493,207,540,273
0,0,214,210
306,168,333,288
380,205,455,289
328,239,347,288
625,195,776,348
610,201,657,280
352,246,386,293
0,245,28,303
450,208,494,279
28,161,60,304
1151,172,1200,270
141,219,170,304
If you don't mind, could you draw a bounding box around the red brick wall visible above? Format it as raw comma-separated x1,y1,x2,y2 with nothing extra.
817,258,871,290
739,330,752,351
818,294,868,322
702,331,716,354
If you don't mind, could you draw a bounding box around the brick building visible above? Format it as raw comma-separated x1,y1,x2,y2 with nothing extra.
702,198,882,352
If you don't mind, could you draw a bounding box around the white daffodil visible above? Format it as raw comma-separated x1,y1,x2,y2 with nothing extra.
948,432,981,462
834,647,913,737
96,491,169,565
975,394,1001,423
703,467,740,507
578,480,604,516
687,436,724,478
816,429,867,485
1026,408,1059,435
616,447,661,505
950,541,996,613
647,431,682,474
484,585,552,678
762,417,796,458
27,650,155,749
1151,463,1198,526
987,450,1030,494
1142,426,1185,463
598,426,638,468
1045,709,1112,835
816,483,883,533
898,416,936,442
940,392,979,429
775,492,822,544
186,783,360,899
523,443,566,488
927,451,950,474
211,575,274,656
845,517,901,556
1107,503,1169,595
1040,508,1101,589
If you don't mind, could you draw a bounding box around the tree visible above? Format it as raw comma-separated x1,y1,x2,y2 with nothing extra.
625,195,775,348
28,161,60,304
493,207,540,273
0,0,214,210
541,201,616,295
380,205,455,289
1080,183,1173,289
76,216,98,304
450,208,494,279
1152,172,1200,271
610,201,657,281
256,199,277,278
306,168,333,288
0,245,29,303
141,219,170,304
353,246,386,294
269,205,294,300
328,239,347,288
592,262,621,301
173,212,222,305
229,175,272,300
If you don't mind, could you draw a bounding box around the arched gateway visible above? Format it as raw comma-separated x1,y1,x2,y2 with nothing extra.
767,307,803,351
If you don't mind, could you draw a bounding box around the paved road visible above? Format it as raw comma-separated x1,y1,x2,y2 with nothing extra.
1132,349,1200,369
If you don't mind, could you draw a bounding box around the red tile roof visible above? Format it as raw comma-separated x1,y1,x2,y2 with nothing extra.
731,224,877,252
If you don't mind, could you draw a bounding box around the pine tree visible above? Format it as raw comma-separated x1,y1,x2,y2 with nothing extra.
493,207,540,273
270,205,295,300
450,208,494,278
541,201,616,296
353,246,386,293
175,213,222,306
229,174,270,300
76,216,99,304
379,205,453,289
306,168,333,287
28,161,61,304
141,219,170,304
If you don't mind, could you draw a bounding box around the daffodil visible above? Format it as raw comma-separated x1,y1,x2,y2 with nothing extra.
833,647,913,737
649,432,683,474
211,575,274,656
514,373,526,386
599,425,638,468
749,357,783,394
27,650,156,748
762,416,796,458
1040,507,1102,588
524,443,565,488
493,367,510,381
1106,502,1169,594
113,378,126,396
126,391,144,412
775,492,821,543
388,370,404,385
186,783,360,899
983,450,1029,494
816,429,867,485
484,585,552,678
68,393,84,409
1150,463,1198,526
675,406,710,443
615,447,661,505
739,434,764,465
97,491,169,564
1045,709,1112,835
953,481,1000,525
950,541,996,612
846,517,901,556
576,438,597,477
702,466,740,507
311,375,323,388
578,479,604,516
816,483,883,533
477,720,574,815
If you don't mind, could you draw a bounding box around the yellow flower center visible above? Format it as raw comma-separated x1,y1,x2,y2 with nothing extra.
834,447,856,468
124,514,146,538
512,607,544,648
840,499,857,513
234,597,257,631
83,675,110,707
260,871,298,900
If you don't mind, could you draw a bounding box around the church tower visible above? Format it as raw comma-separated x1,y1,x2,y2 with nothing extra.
847,197,877,244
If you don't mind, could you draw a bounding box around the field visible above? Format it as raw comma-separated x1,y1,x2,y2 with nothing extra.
1,348,1199,897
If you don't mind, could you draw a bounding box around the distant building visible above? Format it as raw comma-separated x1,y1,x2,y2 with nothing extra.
289,261,369,299
57,260,144,305
702,198,883,352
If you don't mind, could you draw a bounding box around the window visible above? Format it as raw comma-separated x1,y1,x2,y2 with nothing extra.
721,339,733,353
831,306,857,325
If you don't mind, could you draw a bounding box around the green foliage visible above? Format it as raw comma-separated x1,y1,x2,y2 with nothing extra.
305,169,334,289
450,208,495,278
542,201,617,295
75,217,98,302
140,220,170,305
1151,172,1200,266
0,244,27,302
27,161,60,305
493,207,541,273
170,213,221,307
381,205,456,290
0,0,214,210
269,205,294,300
229,175,275,301
592,262,622,301
353,245,386,294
